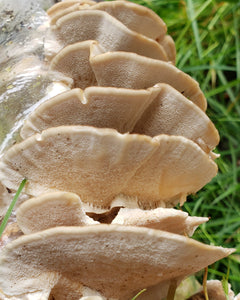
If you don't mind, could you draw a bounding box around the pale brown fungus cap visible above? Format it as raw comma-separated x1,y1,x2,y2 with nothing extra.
48,1,96,25
47,0,96,18
0,225,234,299
0,126,217,211
16,192,98,234
51,10,168,61
49,41,97,89
20,87,153,139
48,0,167,41
20,84,218,153
90,47,207,111
112,207,209,236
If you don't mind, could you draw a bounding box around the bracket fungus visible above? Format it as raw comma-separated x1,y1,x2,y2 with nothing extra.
48,0,167,40
20,85,219,153
0,225,234,299
111,207,209,236
90,48,206,111
16,192,98,234
0,126,218,210
51,10,168,61
0,0,236,299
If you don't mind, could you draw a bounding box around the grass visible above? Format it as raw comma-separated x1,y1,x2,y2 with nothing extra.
0,179,27,237
128,0,240,294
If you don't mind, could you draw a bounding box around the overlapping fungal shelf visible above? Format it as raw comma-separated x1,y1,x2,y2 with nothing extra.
0,1,235,300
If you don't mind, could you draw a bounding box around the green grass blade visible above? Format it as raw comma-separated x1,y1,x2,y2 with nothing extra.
186,0,203,59
233,8,240,85
0,179,27,238
131,289,147,300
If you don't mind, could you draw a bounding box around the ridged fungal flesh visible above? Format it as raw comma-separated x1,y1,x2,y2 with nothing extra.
0,126,217,211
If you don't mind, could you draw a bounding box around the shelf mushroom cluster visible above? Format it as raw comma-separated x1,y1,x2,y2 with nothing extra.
0,1,235,299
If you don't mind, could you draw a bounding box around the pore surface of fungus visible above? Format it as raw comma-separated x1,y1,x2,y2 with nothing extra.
51,10,168,60
0,126,217,210
90,51,206,111
20,85,219,153
16,192,98,234
48,0,167,40
112,207,208,236
49,41,97,89
0,225,234,299
89,46,206,111
20,87,153,138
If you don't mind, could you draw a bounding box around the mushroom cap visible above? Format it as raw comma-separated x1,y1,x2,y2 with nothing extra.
47,0,96,18
20,87,153,139
0,126,157,208
112,207,209,236
133,83,219,152
49,41,97,89
80,297,105,300
122,134,217,207
48,1,96,25
90,48,207,111
51,10,168,61
49,275,102,300
0,126,217,210
20,84,218,153
89,1,167,41
159,35,176,64
48,1,173,62
49,0,167,41
16,192,98,234
0,225,234,299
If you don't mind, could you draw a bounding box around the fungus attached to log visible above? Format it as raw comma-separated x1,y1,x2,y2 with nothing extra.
0,0,236,299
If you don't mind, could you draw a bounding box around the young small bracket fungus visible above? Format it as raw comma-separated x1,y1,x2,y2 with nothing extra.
0,225,234,299
16,192,98,234
51,10,168,61
48,0,175,64
112,207,209,236
19,84,219,153
0,126,217,211
90,47,207,111
158,35,176,64
48,0,96,25
47,0,96,17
